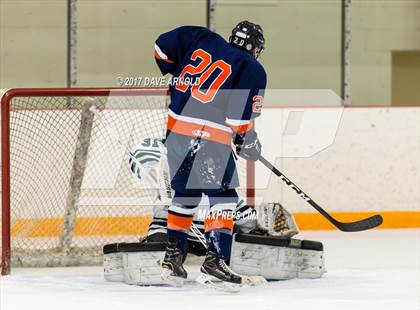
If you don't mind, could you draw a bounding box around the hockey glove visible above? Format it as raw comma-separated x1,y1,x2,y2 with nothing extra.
256,202,299,238
233,130,262,162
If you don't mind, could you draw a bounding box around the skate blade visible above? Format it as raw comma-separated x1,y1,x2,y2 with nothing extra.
196,273,241,293
161,268,185,287
241,275,267,286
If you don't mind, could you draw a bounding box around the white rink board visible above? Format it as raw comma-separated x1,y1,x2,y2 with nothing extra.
0,106,419,217
256,107,420,212
1,229,419,310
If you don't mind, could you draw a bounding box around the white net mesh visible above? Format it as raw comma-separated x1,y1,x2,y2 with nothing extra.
1,88,250,268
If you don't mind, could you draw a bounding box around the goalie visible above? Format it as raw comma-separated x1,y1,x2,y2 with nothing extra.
129,137,299,250
121,138,325,286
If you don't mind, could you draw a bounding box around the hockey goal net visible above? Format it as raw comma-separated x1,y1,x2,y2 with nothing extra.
0,88,254,275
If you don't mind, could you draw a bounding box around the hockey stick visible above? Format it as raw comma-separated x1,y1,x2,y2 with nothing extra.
89,106,140,166
258,155,383,232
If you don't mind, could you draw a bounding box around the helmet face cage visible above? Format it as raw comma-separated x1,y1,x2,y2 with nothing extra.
229,21,265,60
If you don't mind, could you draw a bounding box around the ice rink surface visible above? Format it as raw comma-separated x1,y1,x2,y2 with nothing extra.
1,229,419,310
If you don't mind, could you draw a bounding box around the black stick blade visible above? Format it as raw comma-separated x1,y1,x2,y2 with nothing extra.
333,214,383,232
258,155,384,233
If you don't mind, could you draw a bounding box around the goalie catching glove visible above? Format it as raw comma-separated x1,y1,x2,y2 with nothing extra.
255,202,299,238
233,130,262,162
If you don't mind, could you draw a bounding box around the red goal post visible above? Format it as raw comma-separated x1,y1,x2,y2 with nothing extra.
1,88,255,275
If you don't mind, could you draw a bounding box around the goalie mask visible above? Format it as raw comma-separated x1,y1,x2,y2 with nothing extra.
229,20,265,60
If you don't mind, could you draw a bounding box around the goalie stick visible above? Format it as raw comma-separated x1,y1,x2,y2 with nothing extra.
258,155,383,232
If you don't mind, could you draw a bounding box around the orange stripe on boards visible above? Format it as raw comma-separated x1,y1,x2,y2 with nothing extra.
11,218,62,237
11,216,152,238
294,211,420,230
9,211,420,238
167,214,193,231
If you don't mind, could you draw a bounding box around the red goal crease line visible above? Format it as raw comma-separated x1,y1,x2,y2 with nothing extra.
9,211,420,238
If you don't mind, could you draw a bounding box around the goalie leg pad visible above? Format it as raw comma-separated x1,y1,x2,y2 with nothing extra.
103,243,124,282
103,242,167,285
230,234,325,280
297,246,325,279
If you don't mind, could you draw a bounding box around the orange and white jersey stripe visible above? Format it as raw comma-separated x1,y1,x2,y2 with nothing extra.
154,43,175,64
225,118,254,134
167,110,233,145
167,110,256,145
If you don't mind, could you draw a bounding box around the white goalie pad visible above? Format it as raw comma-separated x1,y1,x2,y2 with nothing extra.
230,234,325,280
104,236,325,285
103,243,166,285
122,251,165,285
103,244,124,282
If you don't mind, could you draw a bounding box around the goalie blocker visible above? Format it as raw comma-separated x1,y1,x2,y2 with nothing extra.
103,234,325,285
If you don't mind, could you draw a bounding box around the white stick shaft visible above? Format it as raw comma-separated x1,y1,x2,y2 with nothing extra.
89,105,159,195
89,106,136,161
191,223,207,248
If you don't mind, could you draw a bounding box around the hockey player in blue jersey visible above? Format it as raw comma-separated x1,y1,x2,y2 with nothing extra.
154,21,266,289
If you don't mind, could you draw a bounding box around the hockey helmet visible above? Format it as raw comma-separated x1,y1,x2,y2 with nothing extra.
229,20,265,59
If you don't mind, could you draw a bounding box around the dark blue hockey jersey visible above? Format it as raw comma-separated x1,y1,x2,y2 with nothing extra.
154,26,266,146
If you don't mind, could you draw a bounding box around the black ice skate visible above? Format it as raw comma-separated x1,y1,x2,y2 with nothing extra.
196,251,243,292
161,241,188,287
